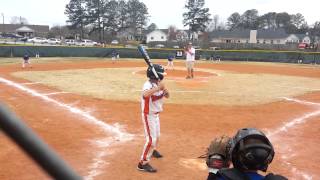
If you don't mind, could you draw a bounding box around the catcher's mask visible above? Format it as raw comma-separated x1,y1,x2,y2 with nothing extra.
229,128,274,172
146,64,166,80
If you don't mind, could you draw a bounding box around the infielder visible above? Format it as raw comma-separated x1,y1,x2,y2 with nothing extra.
166,54,174,70
22,54,32,68
137,64,169,173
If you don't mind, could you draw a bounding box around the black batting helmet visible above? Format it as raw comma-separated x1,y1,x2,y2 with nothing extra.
146,64,165,80
229,128,274,172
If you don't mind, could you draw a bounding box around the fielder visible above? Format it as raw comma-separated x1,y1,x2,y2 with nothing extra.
137,64,169,173
111,49,117,63
166,54,174,70
22,54,32,68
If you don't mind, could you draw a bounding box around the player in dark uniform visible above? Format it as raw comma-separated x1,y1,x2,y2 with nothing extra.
22,54,32,68
166,54,174,70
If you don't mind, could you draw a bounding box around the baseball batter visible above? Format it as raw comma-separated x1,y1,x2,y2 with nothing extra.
137,64,169,173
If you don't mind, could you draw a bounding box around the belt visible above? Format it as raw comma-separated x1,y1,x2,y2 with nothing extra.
143,112,160,115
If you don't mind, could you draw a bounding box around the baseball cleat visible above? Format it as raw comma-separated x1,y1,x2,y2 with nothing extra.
152,150,163,158
137,162,157,173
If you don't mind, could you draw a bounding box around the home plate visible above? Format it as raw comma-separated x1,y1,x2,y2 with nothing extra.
178,158,207,171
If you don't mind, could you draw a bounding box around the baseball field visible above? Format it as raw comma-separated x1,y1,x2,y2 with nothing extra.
0,57,319,179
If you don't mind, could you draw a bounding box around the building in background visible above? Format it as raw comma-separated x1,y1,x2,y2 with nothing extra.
0,24,49,37
209,29,290,44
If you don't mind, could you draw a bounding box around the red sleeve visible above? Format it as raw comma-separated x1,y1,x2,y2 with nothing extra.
151,93,164,101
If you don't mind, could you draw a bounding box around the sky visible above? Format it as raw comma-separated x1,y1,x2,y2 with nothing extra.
0,0,319,29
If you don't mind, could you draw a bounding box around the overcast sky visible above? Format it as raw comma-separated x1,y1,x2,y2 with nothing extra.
0,0,319,29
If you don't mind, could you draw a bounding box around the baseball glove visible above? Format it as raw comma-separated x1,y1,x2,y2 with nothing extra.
206,135,231,169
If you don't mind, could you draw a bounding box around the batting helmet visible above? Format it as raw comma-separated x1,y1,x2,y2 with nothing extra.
146,64,166,80
23,54,29,60
229,128,274,172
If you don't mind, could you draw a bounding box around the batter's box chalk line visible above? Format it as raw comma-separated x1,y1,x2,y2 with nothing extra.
0,77,134,179
265,97,319,179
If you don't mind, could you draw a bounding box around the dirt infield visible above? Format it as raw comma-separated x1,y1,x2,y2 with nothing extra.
1,58,320,179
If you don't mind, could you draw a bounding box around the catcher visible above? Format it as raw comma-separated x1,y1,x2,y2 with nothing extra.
206,128,287,180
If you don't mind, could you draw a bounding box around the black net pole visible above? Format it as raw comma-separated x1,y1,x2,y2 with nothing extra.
0,103,81,180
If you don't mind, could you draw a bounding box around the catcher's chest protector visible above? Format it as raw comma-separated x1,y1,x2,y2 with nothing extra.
217,168,287,180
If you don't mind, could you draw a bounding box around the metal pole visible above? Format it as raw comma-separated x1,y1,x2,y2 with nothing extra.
1,13,4,34
0,102,81,180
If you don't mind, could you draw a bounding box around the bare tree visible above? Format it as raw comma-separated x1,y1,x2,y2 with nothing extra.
168,25,178,41
213,15,219,30
147,23,157,31
291,13,306,29
10,16,28,24
183,0,211,40
227,12,241,30
65,0,88,39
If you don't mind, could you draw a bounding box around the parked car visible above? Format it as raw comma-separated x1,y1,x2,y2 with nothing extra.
1,33,22,39
48,38,61,45
173,45,180,48
27,37,47,44
155,44,165,48
111,40,119,44
193,45,201,49
65,39,76,46
19,37,28,42
209,47,220,50
298,43,308,49
125,44,135,48
77,39,98,46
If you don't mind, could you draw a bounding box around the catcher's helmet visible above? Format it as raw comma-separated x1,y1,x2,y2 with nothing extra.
146,64,165,80
229,128,274,172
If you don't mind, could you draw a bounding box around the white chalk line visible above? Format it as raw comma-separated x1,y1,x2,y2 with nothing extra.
0,77,134,179
21,82,41,85
282,97,320,106
132,89,203,93
43,91,70,96
266,97,320,179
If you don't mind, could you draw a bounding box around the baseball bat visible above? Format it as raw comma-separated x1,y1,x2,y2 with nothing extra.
137,45,159,79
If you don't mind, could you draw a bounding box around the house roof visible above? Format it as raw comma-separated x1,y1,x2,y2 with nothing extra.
146,29,168,35
209,29,290,39
293,33,309,40
257,29,288,39
16,26,35,32
0,24,49,33
209,29,250,39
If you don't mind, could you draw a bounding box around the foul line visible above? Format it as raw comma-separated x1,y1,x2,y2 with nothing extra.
0,77,133,180
21,82,41,85
266,97,320,179
43,92,70,96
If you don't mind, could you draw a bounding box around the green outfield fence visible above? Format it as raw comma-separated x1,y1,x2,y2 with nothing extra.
0,45,319,64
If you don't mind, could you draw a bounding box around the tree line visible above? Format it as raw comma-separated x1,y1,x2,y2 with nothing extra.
227,10,308,33
61,0,320,42
64,0,148,41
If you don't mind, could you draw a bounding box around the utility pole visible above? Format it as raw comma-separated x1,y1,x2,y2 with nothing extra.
1,13,4,34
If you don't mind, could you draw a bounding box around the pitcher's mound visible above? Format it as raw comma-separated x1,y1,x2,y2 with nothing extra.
136,69,217,80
